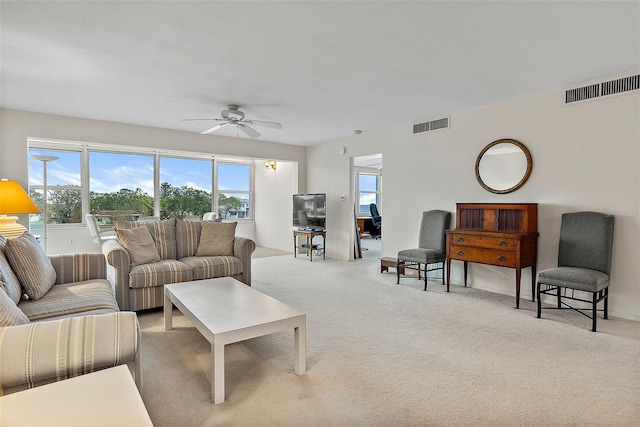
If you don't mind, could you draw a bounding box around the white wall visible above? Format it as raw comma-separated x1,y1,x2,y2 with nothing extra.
254,159,298,252
0,109,305,253
307,89,640,321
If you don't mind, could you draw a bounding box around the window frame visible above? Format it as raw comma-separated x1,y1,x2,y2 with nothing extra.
214,159,254,220
354,168,382,217
28,138,256,226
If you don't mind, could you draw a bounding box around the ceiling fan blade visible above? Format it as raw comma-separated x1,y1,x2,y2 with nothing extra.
246,120,282,129
201,122,229,135
237,123,261,138
183,118,226,122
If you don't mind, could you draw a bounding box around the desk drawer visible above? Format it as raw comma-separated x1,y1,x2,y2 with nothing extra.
449,233,516,250
448,245,516,267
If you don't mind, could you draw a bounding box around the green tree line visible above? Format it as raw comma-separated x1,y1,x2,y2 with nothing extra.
30,183,243,223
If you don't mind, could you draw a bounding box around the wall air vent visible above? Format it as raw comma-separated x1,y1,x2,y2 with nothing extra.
565,73,639,104
413,116,450,134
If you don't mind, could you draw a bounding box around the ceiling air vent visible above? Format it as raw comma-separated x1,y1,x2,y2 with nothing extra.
565,73,639,104
413,116,449,134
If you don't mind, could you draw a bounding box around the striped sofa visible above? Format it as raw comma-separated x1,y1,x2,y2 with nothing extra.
103,218,256,311
0,236,140,396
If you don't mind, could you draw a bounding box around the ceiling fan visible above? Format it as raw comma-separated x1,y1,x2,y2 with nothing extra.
183,105,282,138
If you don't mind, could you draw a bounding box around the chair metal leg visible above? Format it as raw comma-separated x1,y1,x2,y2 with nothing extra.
604,288,609,319
536,282,542,319
396,259,401,285
592,292,598,332
423,263,428,291
557,286,562,309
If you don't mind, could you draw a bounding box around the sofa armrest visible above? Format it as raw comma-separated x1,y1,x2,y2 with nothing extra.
49,253,107,285
102,239,132,311
0,312,140,396
233,237,256,286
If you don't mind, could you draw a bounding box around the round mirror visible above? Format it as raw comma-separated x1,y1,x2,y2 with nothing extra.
475,139,532,194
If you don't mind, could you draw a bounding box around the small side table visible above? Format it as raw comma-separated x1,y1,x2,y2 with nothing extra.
293,229,326,261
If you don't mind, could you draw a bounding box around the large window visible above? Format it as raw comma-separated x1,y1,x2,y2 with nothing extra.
28,149,83,234
216,162,252,219
160,157,212,219
89,151,155,223
28,140,254,226
356,172,381,215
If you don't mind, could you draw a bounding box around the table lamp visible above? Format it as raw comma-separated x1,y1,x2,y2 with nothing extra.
0,179,41,238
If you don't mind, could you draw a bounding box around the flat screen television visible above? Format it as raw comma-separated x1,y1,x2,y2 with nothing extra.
293,193,326,231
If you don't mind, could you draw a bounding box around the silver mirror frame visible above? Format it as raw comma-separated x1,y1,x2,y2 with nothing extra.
475,139,532,194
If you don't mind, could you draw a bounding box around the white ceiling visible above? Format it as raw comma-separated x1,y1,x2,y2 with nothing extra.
1,1,638,147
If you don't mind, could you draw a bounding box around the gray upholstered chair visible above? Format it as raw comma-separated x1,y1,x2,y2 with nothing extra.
396,210,451,291
536,211,615,332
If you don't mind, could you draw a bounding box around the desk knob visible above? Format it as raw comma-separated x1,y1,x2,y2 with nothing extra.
498,256,507,261
457,237,464,242
457,250,464,256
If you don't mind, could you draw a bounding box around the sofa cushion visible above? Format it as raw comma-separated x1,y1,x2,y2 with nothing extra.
116,226,162,267
128,259,193,289
196,222,237,256
115,218,177,260
176,219,202,259
0,251,22,304
180,256,243,281
5,232,56,301
18,279,119,321
0,288,30,326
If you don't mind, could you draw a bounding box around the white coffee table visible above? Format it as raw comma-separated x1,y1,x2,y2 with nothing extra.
0,365,153,426
164,277,306,404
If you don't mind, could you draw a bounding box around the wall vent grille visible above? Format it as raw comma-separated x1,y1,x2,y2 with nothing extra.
413,116,449,134
566,74,639,103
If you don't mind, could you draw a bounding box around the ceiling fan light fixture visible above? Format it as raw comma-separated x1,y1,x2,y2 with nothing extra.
186,105,281,138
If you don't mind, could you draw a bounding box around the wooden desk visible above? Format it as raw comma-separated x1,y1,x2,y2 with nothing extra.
293,229,326,261
445,203,538,309
0,365,153,426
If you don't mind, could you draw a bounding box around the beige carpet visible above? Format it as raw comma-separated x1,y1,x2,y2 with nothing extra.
138,253,640,426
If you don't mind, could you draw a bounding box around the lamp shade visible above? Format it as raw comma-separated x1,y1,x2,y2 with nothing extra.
0,180,41,214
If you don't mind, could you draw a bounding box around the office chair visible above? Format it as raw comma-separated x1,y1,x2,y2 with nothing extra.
369,203,382,238
396,210,451,291
536,211,615,332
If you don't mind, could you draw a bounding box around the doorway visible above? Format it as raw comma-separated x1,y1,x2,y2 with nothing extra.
352,153,382,259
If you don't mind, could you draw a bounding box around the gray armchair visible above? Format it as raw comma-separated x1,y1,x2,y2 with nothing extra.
536,211,615,332
396,210,451,291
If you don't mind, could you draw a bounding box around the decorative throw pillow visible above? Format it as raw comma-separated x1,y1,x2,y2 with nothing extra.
0,252,22,304
4,232,57,301
113,219,139,230
143,217,177,260
0,288,30,326
115,218,177,260
176,219,202,259
195,222,237,256
116,226,162,266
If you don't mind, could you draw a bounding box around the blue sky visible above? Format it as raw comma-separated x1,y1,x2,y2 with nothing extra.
28,148,249,194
